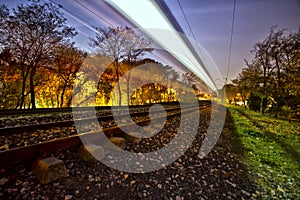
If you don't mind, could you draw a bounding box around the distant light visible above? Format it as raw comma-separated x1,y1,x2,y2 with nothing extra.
105,0,217,91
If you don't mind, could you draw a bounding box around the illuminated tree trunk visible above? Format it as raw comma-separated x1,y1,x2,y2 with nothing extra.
115,60,122,106
29,67,36,109
19,64,30,109
60,83,67,108
20,77,26,109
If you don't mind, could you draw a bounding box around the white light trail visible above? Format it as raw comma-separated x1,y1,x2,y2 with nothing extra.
105,0,217,91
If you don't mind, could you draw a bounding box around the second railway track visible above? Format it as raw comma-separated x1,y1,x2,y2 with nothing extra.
0,104,209,168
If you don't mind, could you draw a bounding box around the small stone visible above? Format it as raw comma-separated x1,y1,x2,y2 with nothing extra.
0,178,8,186
86,186,90,191
74,190,80,196
136,178,142,182
124,174,128,179
157,184,162,189
15,180,22,186
0,144,9,150
64,195,73,200
241,190,250,196
138,192,143,198
53,182,59,188
176,196,182,200
130,180,136,185
22,181,29,187
20,188,26,195
68,163,74,168
225,180,236,188
88,175,94,182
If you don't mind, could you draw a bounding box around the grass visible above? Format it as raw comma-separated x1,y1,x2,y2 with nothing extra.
227,106,300,199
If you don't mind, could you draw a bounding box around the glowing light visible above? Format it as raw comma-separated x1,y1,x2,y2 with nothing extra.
105,0,217,91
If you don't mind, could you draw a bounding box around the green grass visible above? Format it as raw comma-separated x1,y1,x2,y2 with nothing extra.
227,106,300,199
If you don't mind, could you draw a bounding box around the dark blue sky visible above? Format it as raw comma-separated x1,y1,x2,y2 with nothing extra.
2,0,300,82
166,0,300,81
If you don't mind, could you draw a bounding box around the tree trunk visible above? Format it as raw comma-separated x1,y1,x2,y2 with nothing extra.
60,84,67,108
115,61,122,106
260,97,264,114
29,64,38,109
20,78,26,109
66,96,72,108
29,74,36,109
20,63,31,109
126,70,132,106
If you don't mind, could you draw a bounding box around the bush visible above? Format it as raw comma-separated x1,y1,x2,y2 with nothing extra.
280,105,292,117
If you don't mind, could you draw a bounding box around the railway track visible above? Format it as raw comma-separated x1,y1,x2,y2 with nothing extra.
0,105,164,127
0,105,185,150
0,105,183,135
0,106,147,117
0,102,197,117
0,105,257,200
0,104,208,168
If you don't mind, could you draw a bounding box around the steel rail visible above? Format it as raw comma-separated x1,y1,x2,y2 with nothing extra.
0,106,205,168
0,106,185,136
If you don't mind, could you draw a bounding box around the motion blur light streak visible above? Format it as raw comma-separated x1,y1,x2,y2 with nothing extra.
105,0,218,91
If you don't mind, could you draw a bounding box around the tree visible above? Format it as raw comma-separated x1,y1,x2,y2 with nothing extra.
89,27,128,106
89,26,152,106
224,84,236,104
71,53,114,106
0,48,22,108
0,5,8,41
121,29,153,105
1,0,76,109
54,43,87,107
233,27,300,115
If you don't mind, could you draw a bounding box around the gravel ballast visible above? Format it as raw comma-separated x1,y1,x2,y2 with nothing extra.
0,107,257,199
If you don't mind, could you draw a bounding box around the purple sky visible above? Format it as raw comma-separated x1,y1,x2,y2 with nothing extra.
2,0,300,82
166,0,300,82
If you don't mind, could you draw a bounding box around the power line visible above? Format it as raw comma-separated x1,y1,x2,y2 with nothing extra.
48,0,99,33
226,0,237,84
177,0,197,41
74,0,115,27
176,0,220,90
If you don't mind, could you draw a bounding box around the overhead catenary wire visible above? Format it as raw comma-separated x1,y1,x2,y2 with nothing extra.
177,0,196,40
226,0,237,84
74,0,115,27
48,0,99,33
177,0,206,61
176,0,216,89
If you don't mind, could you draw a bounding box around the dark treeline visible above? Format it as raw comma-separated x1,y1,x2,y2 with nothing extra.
226,26,300,117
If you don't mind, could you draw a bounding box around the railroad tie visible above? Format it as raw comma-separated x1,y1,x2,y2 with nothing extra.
32,157,67,184
77,144,105,162
109,137,126,149
124,132,142,144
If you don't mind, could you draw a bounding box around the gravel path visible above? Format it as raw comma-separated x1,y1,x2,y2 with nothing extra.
0,107,257,199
